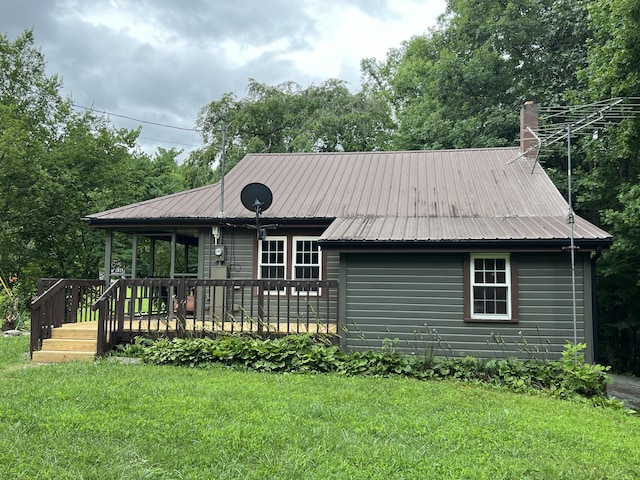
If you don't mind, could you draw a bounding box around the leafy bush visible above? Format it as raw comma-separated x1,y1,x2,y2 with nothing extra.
136,334,344,372
123,335,622,409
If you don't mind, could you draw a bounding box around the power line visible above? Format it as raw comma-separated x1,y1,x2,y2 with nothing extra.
72,103,201,132
138,135,202,148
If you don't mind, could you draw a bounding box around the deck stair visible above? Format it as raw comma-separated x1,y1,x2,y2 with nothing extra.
32,322,97,363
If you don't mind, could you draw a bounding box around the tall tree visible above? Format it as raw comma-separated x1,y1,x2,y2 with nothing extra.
1,31,184,294
362,0,592,151
1,30,68,283
186,79,394,188
579,0,640,373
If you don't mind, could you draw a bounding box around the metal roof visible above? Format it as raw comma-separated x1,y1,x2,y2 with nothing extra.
84,147,611,244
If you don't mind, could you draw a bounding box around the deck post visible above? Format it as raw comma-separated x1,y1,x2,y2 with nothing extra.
104,230,113,288
170,231,176,278
149,239,156,276
96,300,107,355
257,281,264,335
131,231,138,279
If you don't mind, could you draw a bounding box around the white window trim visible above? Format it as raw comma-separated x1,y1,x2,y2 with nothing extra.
470,253,511,320
291,236,322,295
258,235,322,295
258,236,287,294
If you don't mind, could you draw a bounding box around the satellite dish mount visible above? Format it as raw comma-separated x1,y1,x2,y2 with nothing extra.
240,183,277,240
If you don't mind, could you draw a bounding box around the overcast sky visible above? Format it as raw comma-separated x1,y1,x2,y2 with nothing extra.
1,0,446,158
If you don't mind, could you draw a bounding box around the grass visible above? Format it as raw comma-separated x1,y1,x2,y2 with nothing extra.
1,335,639,479
0,333,30,368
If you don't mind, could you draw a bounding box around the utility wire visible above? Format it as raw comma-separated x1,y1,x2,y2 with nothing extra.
138,136,202,148
72,103,201,132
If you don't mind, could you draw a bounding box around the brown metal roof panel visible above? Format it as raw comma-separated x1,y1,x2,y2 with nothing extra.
84,184,219,221
320,216,612,242
85,149,586,230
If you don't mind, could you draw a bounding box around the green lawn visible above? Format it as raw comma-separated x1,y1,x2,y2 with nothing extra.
1,335,639,479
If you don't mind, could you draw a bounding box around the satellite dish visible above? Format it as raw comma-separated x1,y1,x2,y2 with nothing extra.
240,182,273,213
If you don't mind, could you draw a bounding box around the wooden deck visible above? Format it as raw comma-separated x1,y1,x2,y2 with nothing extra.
33,318,338,363
31,278,340,361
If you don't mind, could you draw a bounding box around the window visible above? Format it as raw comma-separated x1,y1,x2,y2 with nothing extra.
466,254,517,322
259,237,286,292
258,236,321,294
293,238,321,293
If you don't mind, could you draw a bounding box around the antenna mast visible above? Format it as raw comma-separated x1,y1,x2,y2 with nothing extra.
513,97,640,349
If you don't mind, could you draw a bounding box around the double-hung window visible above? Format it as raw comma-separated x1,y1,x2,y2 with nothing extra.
292,237,321,293
466,253,516,322
258,236,321,294
259,237,287,293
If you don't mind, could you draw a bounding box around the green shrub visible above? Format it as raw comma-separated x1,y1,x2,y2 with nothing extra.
126,335,623,409
138,334,344,373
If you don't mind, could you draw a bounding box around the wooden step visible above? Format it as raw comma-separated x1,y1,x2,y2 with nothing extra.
33,322,99,363
32,350,96,363
41,338,97,352
51,326,98,340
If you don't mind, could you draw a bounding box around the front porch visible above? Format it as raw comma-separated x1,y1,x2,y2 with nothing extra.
30,277,339,362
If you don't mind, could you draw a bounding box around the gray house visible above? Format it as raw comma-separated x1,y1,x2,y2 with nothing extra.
83,105,612,361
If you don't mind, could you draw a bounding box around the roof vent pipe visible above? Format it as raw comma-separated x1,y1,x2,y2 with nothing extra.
520,101,539,158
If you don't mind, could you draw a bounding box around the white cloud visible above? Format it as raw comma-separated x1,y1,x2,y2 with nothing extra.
220,37,292,69
281,0,445,83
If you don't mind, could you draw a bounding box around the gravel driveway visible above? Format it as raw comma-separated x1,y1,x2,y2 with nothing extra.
607,374,640,411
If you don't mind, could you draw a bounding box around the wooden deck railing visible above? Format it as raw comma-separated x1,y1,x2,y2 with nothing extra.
30,279,104,357
33,278,339,357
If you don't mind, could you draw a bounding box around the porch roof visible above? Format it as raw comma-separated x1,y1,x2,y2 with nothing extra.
84,147,612,245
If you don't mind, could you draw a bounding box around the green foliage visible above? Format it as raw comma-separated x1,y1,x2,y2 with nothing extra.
579,0,640,375
184,78,395,188
362,0,591,151
131,335,621,409
558,342,610,399
1,30,185,294
138,334,344,373
2,348,640,479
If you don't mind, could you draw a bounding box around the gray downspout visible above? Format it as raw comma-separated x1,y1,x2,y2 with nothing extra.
591,246,603,364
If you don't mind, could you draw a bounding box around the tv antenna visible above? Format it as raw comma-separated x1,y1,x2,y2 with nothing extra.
511,97,640,168
511,97,640,348
240,182,277,240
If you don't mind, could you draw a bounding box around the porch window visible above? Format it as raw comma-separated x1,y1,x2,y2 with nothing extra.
466,253,517,322
292,238,321,293
259,237,286,292
258,235,321,294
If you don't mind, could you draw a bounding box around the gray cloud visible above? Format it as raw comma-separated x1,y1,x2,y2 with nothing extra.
1,0,444,158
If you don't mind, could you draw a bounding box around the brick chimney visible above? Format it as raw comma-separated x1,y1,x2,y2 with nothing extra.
520,101,539,158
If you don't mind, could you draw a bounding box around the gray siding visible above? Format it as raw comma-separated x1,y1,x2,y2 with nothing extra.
325,246,340,283
222,229,255,280
204,228,340,325
343,253,463,355
343,252,592,360
214,227,340,282
199,228,254,280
